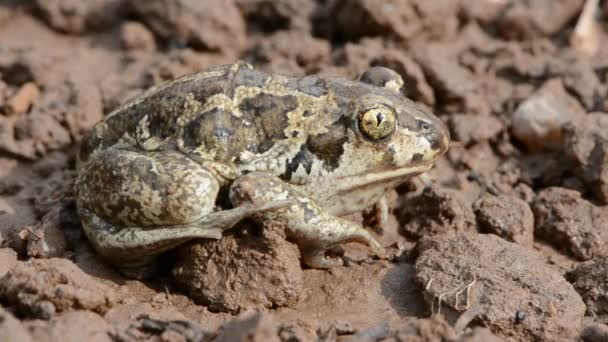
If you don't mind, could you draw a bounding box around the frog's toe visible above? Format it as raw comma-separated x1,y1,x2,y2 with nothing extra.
303,250,344,269
370,241,388,260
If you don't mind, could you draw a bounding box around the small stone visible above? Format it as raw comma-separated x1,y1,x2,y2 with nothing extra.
511,78,585,151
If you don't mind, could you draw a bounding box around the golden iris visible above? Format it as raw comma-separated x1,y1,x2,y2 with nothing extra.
358,106,397,140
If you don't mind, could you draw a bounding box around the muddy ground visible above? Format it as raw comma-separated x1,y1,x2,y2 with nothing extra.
1,0,608,341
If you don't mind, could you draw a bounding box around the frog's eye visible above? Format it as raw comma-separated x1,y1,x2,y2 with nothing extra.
358,106,397,141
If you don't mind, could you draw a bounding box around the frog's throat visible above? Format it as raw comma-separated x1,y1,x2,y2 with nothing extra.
335,163,433,194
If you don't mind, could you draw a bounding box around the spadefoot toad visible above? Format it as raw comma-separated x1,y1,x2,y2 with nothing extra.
75,62,449,276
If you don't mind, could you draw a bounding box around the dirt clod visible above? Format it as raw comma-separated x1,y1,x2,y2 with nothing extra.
128,0,246,54
24,311,112,342
172,222,303,313
6,82,40,116
566,256,608,315
494,0,584,40
398,186,476,240
110,313,208,342
533,187,608,260
581,323,608,342
564,113,608,204
214,312,314,342
0,258,116,319
415,233,585,341
450,114,503,146
0,248,18,278
33,0,125,34
120,21,157,52
473,194,534,246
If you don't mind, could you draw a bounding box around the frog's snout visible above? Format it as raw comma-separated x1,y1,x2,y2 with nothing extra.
426,120,450,157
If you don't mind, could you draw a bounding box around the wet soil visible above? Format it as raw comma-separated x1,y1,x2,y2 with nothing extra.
1,0,608,341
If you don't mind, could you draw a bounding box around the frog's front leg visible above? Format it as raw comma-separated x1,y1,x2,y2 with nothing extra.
76,149,290,277
230,172,387,268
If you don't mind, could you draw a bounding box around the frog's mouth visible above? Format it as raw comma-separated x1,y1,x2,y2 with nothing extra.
335,162,433,195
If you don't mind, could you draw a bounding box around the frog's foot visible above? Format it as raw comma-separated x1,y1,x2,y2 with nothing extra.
302,249,344,269
230,172,387,268
364,195,389,234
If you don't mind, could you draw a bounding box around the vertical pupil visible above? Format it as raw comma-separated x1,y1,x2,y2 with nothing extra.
376,112,384,126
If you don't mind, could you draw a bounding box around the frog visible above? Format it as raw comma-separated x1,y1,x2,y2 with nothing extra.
75,62,449,277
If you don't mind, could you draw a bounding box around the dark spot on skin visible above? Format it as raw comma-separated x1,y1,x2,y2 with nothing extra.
430,138,441,150
303,110,313,117
183,107,255,159
282,145,313,181
240,92,298,151
257,140,275,154
411,153,423,162
291,131,299,138
307,118,349,171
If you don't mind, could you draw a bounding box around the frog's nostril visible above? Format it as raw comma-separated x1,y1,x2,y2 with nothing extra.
427,126,449,155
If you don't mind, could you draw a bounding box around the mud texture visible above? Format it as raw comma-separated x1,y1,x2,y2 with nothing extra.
1,0,608,341
172,222,303,313
415,233,585,341
473,194,534,246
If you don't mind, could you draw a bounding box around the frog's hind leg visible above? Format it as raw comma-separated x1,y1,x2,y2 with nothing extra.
76,149,295,278
79,199,293,278
75,150,219,276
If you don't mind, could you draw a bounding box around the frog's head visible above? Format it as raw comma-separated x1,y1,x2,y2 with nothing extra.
354,67,449,167
303,66,449,203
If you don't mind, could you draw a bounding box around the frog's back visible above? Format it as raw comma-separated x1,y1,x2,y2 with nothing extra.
77,63,271,165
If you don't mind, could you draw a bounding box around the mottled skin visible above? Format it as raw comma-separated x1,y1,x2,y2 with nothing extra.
75,62,449,276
